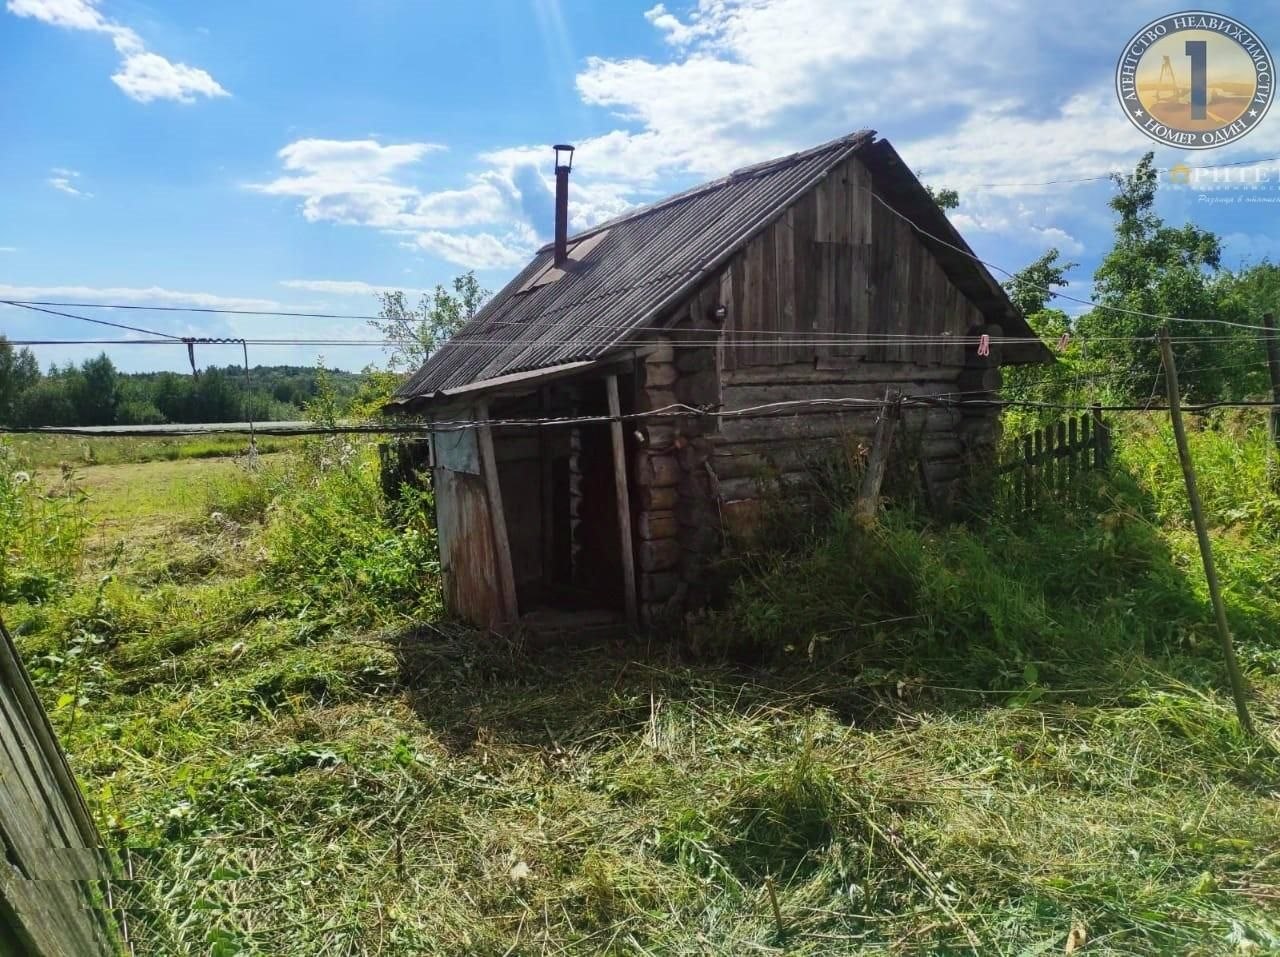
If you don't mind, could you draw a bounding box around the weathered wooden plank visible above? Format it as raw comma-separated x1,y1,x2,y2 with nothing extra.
605,376,638,627
717,409,884,444
829,165,848,244
857,389,902,521
723,361,966,386
814,175,831,243
477,405,519,625
0,617,117,956
775,211,798,364
831,244,852,362
761,223,780,365
866,193,891,364
744,238,763,366
1068,416,1078,495
728,252,746,369
719,265,735,371
793,193,819,362
849,156,873,246
721,377,956,405
840,238,871,358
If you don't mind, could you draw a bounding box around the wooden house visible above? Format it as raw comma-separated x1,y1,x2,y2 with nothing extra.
387,131,1051,631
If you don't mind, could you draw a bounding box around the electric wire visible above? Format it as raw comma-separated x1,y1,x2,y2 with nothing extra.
2,300,180,340
947,153,1280,190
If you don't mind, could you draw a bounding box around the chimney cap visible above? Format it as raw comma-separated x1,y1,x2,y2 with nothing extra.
553,144,575,170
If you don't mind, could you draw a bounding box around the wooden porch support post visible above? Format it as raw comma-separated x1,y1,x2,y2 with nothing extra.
476,402,519,626
605,374,639,628
539,387,556,585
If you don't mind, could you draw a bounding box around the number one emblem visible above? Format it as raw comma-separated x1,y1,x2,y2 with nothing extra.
1186,40,1207,121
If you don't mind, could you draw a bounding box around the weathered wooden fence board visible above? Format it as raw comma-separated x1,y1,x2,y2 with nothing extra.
998,406,1111,509
0,616,118,956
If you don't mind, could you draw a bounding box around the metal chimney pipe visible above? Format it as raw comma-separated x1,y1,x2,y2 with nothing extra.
553,144,574,266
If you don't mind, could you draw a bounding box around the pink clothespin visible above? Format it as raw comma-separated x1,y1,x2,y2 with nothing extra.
1057,332,1071,352
977,333,991,357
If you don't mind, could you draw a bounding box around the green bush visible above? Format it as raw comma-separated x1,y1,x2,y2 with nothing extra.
260,438,439,619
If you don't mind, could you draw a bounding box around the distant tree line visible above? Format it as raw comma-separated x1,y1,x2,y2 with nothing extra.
0,346,363,427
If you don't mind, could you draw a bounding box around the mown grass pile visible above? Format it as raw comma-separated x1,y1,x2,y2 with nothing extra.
2,416,1279,954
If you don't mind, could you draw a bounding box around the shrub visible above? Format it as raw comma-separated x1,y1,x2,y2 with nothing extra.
260,438,439,619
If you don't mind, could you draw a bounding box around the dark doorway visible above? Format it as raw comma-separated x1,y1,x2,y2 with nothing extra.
572,420,624,610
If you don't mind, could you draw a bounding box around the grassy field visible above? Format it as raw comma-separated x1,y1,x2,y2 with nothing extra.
9,433,297,469
3,423,1280,954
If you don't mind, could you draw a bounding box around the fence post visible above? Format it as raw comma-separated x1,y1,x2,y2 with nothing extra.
1032,428,1044,509
1092,403,1110,469
1067,415,1078,498
856,388,902,523
1055,420,1067,498
1157,328,1254,736
1022,433,1033,511
1080,412,1092,476
1262,313,1280,455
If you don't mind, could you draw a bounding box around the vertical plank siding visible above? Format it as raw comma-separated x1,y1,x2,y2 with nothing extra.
713,153,988,372
703,154,1003,514
1,618,118,956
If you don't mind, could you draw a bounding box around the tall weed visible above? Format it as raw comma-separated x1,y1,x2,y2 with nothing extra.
701,413,1280,692
0,442,86,602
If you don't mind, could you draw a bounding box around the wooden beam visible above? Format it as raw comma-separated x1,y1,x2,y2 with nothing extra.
539,388,556,588
476,403,519,625
605,375,639,627
855,388,902,522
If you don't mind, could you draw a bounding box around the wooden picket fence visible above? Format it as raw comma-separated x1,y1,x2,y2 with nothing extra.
996,405,1112,510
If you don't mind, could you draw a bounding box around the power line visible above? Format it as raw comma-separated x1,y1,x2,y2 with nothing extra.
864,191,1277,333
2,300,180,340
6,338,399,347
1,299,388,322
4,394,1278,440
7,175,1274,355
949,153,1280,190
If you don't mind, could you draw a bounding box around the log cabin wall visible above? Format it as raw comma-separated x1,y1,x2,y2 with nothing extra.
709,151,1002,518
629,152,1005,624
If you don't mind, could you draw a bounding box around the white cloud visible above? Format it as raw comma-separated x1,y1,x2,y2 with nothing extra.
112,51,227,104
47,167,90,197
413,230,533,270
260,1,1280,280
253,138,545,269
280,279,430,297
6,0,226,103
252,139,445,228
0,283,283,312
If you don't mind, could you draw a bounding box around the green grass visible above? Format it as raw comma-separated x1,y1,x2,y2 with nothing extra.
3,417,1280,954
8,433,298,469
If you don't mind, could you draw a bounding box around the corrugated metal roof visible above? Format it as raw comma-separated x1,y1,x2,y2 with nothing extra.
393,129,1044,402
394,130,876,400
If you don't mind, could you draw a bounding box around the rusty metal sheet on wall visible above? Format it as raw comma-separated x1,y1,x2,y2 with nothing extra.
433,426,480,475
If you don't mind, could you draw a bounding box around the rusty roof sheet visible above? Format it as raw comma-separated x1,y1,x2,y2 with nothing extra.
393,130,1043,402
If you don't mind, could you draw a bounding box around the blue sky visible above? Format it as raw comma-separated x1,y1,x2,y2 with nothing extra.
2,0,1279,373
